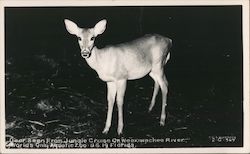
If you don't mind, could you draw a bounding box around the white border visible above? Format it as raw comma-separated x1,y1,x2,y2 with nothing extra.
0,0,249,153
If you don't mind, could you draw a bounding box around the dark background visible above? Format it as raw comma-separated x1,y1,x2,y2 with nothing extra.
5,6,243,148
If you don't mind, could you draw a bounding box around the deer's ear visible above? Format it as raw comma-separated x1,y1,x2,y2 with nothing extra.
94,19,107,36
64,19,79,35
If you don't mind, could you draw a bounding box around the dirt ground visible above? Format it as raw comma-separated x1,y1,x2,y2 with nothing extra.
5,54,242,148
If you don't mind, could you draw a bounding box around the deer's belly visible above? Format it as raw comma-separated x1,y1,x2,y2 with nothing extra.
96,69,128,82
127,66,151,80
95,60,151,81
96,67,150,82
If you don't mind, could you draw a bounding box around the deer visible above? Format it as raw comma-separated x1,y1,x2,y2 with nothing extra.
64,19,172,135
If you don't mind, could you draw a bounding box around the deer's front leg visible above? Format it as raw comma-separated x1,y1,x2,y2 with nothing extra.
116,80,127,135
102,82,117,134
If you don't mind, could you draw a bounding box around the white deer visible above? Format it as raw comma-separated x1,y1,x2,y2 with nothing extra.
64,19,172,135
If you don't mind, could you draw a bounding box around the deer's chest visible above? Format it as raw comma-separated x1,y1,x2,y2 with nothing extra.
95,63,128,82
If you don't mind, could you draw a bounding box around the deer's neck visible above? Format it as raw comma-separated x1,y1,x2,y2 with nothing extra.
85,46,100,70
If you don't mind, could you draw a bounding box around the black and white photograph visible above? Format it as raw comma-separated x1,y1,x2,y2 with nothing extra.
1,0,249,153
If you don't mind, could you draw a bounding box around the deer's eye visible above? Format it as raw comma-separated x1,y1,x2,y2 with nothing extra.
90,37,95,41
77,37,82,41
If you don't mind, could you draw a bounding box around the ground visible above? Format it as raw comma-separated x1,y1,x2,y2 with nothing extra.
5,54,242,148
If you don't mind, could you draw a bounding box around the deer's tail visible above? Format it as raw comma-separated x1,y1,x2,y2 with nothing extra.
165,38,172,64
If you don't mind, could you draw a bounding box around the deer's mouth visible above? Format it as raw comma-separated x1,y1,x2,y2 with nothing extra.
81,51,91,58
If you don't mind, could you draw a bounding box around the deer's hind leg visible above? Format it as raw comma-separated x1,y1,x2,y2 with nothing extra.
149,72,160,112
151,66,168,126
158,73,168,126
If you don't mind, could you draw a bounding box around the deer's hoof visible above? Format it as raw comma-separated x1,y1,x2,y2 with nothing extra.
148,104,154,113
117,127,123,136
117,131,123,136
160,120,165,126
148,108,152,113
102,128,109,134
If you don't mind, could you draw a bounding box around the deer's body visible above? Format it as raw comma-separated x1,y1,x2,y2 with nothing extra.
86,34,171,82
64,19,172,135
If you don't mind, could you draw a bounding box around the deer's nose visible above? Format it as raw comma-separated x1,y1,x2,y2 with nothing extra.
81,49,90,53
81,50,91,58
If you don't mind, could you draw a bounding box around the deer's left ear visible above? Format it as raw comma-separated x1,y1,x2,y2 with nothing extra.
94,19,107,36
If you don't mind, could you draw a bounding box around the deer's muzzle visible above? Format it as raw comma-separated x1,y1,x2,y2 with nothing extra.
81,50,91,58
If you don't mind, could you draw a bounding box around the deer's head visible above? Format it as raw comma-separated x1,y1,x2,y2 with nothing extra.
64,19,107,58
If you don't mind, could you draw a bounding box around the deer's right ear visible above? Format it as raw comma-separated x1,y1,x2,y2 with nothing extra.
64,19,79,35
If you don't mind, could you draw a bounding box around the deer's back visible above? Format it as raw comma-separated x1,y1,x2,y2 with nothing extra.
96,34,171,81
